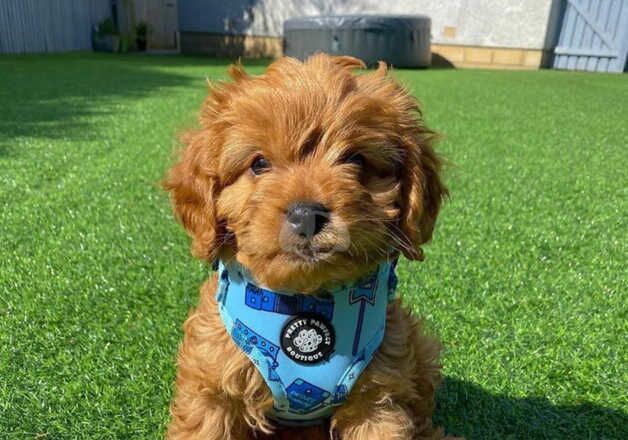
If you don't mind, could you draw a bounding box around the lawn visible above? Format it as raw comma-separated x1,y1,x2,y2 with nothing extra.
0,53,626,439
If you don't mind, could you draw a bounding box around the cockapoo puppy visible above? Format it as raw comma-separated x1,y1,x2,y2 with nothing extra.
165,54,448,440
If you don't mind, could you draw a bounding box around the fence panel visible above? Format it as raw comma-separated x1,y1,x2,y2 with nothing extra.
0,0,111,54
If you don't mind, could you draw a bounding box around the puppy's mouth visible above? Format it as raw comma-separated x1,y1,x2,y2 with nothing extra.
285,243,335,262
278,216,351,264
236,215,374,292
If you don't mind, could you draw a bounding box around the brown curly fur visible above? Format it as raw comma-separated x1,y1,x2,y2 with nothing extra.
164,54,449,439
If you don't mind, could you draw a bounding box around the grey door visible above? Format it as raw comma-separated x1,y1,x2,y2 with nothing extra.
133,0,178,50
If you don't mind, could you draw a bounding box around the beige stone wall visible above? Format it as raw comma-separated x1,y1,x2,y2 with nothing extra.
432,44,546,69
179,33,282,58
244,36,282,58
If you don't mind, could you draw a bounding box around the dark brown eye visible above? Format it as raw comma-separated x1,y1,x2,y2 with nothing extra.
251,155,271,175
344,153,365,168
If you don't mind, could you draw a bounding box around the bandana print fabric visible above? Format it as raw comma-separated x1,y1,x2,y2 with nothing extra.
215,259,398,425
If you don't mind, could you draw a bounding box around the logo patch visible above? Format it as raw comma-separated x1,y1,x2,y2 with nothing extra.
281,315,335,364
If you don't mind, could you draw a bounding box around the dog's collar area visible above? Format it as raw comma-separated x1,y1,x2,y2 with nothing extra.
214,258,399,424
215,258,398,300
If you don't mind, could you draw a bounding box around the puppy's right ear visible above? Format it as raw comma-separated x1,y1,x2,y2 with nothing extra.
164,67,248,261
163,128,222,262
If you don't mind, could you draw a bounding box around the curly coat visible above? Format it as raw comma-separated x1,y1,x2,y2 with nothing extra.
164,54,449,439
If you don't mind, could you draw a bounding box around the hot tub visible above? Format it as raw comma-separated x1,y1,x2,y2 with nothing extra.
283,15,432,68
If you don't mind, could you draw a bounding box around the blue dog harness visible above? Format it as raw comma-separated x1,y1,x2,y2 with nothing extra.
215,259,398,425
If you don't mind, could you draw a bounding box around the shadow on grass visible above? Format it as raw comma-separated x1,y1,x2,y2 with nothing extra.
110,53,274,68
435,378,627,439
0,53,262,156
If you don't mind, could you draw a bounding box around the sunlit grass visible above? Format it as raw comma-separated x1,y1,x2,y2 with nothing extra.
1,53,626,439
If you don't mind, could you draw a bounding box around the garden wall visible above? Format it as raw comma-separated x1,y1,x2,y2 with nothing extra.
178,0,563,68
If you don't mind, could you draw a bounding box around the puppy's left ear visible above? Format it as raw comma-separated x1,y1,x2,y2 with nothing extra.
398,126,448,261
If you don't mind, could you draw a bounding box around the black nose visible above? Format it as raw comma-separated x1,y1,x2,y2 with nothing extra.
286,202,330,239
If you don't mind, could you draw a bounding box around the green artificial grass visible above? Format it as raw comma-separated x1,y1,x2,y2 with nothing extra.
0,53,626,439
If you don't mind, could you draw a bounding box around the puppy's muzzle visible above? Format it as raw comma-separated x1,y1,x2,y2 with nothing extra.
285,201,330,239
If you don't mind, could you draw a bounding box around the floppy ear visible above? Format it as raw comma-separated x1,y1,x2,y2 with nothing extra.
398,120,448,261
163,67,246,261
354,61,446,261
163,128,222,261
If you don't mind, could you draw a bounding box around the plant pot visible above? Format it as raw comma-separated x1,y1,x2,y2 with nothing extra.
92,32,116,52
111,35,120,53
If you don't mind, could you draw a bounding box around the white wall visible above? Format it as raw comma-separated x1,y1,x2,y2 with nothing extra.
245,0,558,49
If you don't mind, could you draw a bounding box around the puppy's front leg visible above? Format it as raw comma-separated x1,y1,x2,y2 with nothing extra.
331,300,444,440
167,277,271,440
332,399,415,440
168,398,248,440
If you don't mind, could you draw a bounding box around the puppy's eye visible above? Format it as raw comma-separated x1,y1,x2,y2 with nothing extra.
343,153,365,168
251,155,271,175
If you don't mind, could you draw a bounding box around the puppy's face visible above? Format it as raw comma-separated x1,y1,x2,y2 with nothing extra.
166,55,446,292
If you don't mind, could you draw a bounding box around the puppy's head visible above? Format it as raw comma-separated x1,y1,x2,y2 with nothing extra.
165,54,446,292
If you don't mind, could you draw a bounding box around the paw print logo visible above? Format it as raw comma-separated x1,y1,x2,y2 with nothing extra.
293,329,323,353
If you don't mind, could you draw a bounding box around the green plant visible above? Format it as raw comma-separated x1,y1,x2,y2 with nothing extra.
97,17,118,37
135,21,151,51
136,21,151,39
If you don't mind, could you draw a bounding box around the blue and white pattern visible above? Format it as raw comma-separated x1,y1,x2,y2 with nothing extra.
245,284,335,320
216,259,398,425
